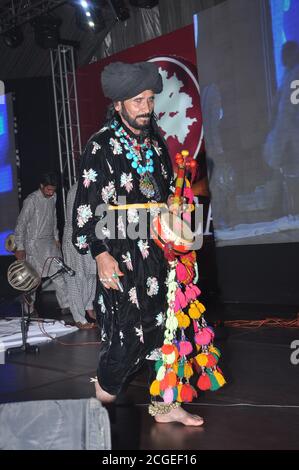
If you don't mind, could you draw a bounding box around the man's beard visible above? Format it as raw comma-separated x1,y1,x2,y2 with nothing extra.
120,103,152,132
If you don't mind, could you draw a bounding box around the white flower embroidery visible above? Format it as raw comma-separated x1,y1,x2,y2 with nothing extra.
149,200,161,218
138,240,150,259
155,312,165,326
160,163,168,180
147,277,159,297
146,348,162,360
120,172,134,193
135,325,144,343
82,168,98,188
75,235,88,250
91,141,101,154
118,215,126,238
152,140,162,156
77,204,92,228
110,137,122,155
128,287,139,308
127,208,139,224
122,251,133,271
98,295,106,313
101,181,116,203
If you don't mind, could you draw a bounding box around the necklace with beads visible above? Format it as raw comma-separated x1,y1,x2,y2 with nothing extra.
111,120,160,199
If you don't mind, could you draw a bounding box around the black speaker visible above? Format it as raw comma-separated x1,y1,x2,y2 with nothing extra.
0,398,111,450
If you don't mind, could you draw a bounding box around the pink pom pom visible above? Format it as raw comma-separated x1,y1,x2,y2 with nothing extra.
174,297,181,312
190,284,201,297
176,288,187,309
206,326,215,340
176,262,188,282
163,387,174,403
185,285,196,302
179,341,193,356
183,187,194,203
195,328,212,346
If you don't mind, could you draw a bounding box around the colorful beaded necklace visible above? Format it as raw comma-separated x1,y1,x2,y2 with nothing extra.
111,119,159,199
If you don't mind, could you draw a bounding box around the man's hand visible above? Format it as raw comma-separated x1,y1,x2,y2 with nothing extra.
96,252,124,291
55,240,61,249
15,250,26,260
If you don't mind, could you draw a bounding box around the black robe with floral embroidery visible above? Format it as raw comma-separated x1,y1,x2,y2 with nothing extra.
72,118,174,395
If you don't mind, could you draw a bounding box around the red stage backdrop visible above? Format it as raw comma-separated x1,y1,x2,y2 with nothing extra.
76,25,203,167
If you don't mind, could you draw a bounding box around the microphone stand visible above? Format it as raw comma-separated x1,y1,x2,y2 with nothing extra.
6,269,65,357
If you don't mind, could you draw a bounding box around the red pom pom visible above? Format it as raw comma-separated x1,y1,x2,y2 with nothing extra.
205,353,217,368
159,377,168,391
181,383,196,402
161,344,175,355
197,373,211,391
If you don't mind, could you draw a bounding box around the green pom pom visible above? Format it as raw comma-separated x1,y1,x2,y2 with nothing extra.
172,387,178,401
155,359,163,372
178,363,185,378
207,370,220,391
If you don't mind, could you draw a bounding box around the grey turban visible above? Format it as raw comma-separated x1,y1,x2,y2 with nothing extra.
101,61,163,101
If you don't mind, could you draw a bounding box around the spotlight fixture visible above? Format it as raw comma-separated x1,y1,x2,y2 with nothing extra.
75,2,106,33
3,26,24,48
129,0,159,7
32,15,62,49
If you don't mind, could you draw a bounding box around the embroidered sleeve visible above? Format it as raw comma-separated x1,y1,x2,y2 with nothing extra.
72,135,116,257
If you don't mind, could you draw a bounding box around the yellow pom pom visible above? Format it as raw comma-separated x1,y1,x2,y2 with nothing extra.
175,311,184,328
195,353,208,366
214,371,226,387
181,314,191,328
188,305,201,319
184,362,193,379
209,346,221,357
195,301,206,313
177,383,183,402
150,380,160,396
181,150,189,157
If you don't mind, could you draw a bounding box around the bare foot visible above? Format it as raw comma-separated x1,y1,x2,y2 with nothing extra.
154,406,204,426
76,321,97,329
94,380,116,404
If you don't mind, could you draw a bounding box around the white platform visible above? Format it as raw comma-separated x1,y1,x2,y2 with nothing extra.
0,317,77,353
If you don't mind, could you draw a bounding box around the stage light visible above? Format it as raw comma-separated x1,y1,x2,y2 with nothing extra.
129,0,159,8
3,26,24,48
76,5,106,33
32,15,62,49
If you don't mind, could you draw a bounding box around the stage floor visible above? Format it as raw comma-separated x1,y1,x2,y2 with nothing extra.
0,294,298,450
